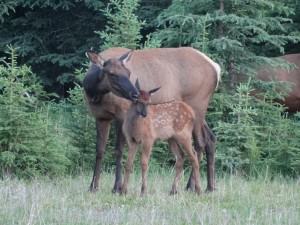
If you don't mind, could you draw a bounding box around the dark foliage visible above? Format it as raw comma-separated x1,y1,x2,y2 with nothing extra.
1,0,299,178
0,0,106,97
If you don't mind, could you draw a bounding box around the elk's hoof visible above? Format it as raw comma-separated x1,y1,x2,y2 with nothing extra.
89,185,98,193
140,192,148,197
185,180,195,192
205,187,216,193
112,184,122,194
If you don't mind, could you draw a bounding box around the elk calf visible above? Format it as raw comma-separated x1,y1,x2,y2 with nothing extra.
121,80,201,195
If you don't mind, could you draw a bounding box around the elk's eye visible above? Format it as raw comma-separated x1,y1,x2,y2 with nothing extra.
108,73,119,81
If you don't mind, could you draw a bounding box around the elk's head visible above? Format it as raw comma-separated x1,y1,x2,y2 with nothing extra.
85,50,139,102
134,79,160,118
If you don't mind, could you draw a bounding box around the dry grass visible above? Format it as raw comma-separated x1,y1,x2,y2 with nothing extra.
1,170,299,225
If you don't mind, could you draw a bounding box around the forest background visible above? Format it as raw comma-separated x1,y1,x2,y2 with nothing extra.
0,0,300,180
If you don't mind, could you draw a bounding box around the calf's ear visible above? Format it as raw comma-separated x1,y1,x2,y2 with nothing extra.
149,87,161,96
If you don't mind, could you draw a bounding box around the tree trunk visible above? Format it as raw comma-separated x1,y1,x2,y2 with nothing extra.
219,1,224,38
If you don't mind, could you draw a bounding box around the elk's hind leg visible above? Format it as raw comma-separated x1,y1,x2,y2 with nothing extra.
204,124,216,192
186,122,216,192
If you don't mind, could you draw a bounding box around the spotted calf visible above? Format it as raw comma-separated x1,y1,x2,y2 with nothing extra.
121,80,201,195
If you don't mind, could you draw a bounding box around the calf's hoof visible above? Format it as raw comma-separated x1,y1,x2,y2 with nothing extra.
195,188,202,195
119,189,127,195
169,189,178,195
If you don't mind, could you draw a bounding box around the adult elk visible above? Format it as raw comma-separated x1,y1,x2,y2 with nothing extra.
84,47,221,193
251,53,300,112
121,80,201,195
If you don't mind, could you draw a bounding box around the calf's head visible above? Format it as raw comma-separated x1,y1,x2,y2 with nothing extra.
85,50,139,102
134,79,161,117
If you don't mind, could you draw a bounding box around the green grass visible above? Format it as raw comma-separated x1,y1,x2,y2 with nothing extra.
0,170,299,225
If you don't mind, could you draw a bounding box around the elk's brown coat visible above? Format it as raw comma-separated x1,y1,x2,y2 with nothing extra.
84,47,220,193
254,53,300,112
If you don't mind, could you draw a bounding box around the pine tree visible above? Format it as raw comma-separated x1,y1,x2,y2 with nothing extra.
97,0,146,50
0,46,73,178
0,0,106,97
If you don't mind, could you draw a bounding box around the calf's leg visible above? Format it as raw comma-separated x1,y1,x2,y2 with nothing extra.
178,135,201,195
121,141,138,195
169,140,185,195
140,141,153,196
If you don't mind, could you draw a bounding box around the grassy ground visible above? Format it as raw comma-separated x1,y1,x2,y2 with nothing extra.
1,169,299,225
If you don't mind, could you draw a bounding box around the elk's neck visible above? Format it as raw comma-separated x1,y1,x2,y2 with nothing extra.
84,63,113,103
84,75,110,103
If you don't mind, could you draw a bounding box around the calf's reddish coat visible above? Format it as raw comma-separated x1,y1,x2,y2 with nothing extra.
122,84,201,195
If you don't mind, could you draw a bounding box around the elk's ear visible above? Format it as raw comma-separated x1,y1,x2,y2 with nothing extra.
135,79,141,91
86,50,105,66
149,87,161,96
119,49,134,64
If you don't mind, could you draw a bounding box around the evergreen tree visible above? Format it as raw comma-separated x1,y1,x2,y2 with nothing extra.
0,46,73,178
0,0,106,97
214,80,300,177
97,0,146,50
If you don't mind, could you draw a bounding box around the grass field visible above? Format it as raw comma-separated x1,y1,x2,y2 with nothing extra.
1,169,299,225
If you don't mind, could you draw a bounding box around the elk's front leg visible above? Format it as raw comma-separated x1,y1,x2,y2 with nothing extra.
112,120,126,193
90,119,111,192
